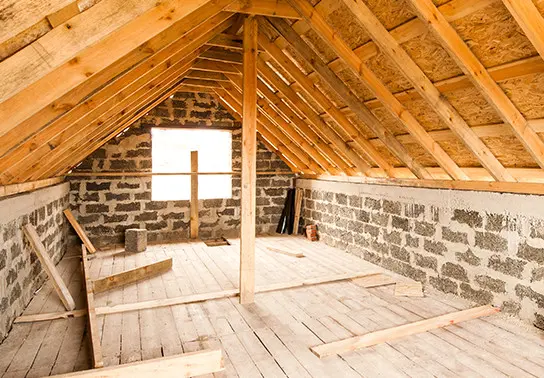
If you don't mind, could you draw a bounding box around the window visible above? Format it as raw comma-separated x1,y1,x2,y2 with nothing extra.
151,128,232,201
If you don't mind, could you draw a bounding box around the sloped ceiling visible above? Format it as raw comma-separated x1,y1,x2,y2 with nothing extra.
2,0,544,190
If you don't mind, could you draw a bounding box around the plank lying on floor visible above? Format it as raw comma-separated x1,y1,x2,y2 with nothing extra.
351,273,396,288
22,224,76,311
92,257,173,294
82,244,104,368
49,349,224,377
311,305,500,358
15,271,380,322
63,209,97,254
267,246,305,258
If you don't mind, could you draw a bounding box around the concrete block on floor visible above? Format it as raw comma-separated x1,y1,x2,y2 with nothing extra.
125,228,147,252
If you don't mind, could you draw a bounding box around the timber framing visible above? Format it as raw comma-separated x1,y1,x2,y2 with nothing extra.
2,0,544,194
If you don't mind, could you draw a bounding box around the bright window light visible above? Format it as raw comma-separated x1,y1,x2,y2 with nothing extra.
151,128,232,201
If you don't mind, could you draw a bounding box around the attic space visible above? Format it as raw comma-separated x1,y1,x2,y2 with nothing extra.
1,0,544,376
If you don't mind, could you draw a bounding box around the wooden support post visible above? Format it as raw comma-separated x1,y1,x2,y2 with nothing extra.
190,150,199,239
22,224,76,311
292,188,303,235
240,16,258,305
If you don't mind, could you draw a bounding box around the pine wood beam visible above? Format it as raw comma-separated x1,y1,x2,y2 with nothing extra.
342,0,514,183
0,177,64,198
192,59,240,74
216,84,319,174
502,1,544,63
0,13,234,183
267,17,432,180
213,89,312,173
408,0,544,171
288,0,468,181
225,0,300,19
257,31,390,175
190,151,199,239
240,16,258,305
225,70,349,175
256,58,373,176
0,0,235,143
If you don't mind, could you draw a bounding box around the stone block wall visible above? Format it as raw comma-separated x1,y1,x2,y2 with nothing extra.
0,183,70,341
69,92,294,247
298,178,544,328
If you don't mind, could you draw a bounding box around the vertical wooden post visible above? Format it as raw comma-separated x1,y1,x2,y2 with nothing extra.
240,16,258,304
190,150,199,239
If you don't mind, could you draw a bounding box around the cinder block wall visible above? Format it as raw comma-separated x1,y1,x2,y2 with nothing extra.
0,183,70,341
69,93,293,247
298,178,544,328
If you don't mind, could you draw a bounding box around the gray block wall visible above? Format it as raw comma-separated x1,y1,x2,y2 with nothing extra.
298,178,544,329
69,92,294,247
0,183,70,341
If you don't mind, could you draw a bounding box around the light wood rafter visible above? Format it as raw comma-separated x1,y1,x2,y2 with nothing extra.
225,69,351,175
1,12,235,184
266,17,432,180
217,83,320,174
502,0,544,62
287,0,468,181
341,0,515,183
257,28,390,175
407,0,544,170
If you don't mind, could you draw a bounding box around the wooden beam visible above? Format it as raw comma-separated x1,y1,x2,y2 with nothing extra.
92,257,173,294
181,78,223,88
200,48,243,64
81,244,104,368
288,0,468,181
502,0,544,64
342,0,514,183
258,33,387,174
226,0,300,19
186,70,229,82
67,171,295,177
267,17,432,180
50,349,224,377
190,150,199,239
408,0,544,171
310,305,499,358
0,177,64,198
22,224,76,311
302,173,544,196
224,72,347,175
0,12,234,183
256,58,372,175
240,16,258,305
267,246,304,258
0,0,234,146
214,88,316,174
63,209,97,254
46,1,81,28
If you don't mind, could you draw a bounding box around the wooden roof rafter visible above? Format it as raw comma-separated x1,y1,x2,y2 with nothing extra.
265,17,432,180
287,0,468,181
407,0,544,171
341,0,516,183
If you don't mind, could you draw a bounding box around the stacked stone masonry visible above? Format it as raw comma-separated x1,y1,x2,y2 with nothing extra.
0,183,70,341
69,92,294,247
298,179,544,329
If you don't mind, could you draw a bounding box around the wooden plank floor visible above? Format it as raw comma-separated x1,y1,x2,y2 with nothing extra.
1,236,544,377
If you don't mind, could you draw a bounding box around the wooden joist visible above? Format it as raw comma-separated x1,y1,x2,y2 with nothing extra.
22,224,76,311
502,0,544,63
49,349,224,377
92,257,173,294
81,244,104,368
239,16,258,305
342,0,515,183
310,305,500,358
63,209,97,254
